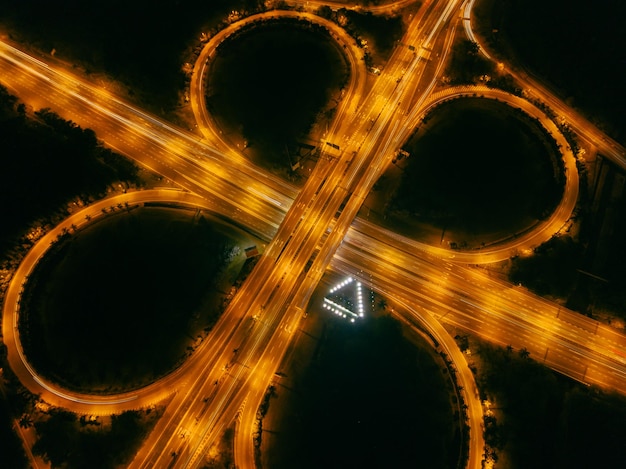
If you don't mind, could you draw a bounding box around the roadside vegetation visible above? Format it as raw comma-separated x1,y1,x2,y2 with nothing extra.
462,335,626,468
443,38,520,95
473,0,626,144
0,0,269,117
0,85,140,258
0,363,29,469
31,406,163,468
444,39,494,85
315,5,406,68
509,235,584,299
0,84,146,469
203,424,236,468
509,225,626,324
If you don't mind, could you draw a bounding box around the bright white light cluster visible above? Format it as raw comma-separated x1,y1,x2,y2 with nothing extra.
323,298,357,322
323,276,367,323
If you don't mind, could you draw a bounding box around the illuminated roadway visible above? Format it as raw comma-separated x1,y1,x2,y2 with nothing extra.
7,184,626,463
0,11,596,468
336,216,626,395
134,3,486,465
1,2,489,467
2,0,626,468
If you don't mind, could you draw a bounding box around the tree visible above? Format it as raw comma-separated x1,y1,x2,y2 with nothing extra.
32,409,78,466
316,5,333,19
463,40,480,56
19,414,33,428
456,334,469,351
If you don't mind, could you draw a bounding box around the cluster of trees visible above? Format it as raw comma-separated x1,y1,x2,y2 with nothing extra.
316,6,405,60
475,341,626,468
0,85,139,258
0,344,29,468
445,39,521,95
510,235,584,298
254,384,277,466
511,201,626,321
0,0,266,113
31,408,162,468
445,40,494,85
0,402,28,469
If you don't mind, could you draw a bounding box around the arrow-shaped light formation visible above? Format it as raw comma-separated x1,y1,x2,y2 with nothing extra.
323,277,367,323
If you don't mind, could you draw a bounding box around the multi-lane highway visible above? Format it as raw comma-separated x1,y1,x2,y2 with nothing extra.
2,0,626,468
337,217,626,394
2,2,487,466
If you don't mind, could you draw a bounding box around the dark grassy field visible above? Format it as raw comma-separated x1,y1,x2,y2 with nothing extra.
390,98,563,242
206,18,348,169
19,207,240,392
264,313,458,469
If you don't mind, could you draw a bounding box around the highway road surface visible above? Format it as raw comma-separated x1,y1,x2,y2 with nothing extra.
2,0,626,467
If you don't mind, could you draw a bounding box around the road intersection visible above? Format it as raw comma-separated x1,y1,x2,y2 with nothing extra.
2,1,626,468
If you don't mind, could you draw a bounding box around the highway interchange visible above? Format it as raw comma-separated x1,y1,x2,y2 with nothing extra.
2,0,626,468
